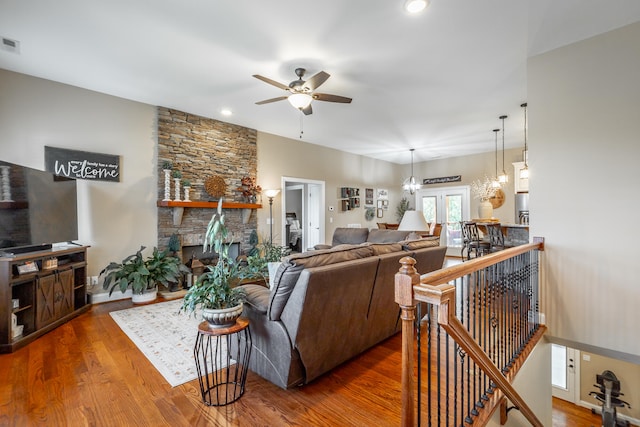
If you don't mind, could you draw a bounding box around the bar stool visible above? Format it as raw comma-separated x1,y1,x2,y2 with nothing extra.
486,222,505,252
461,221,491,260
486,222,514,252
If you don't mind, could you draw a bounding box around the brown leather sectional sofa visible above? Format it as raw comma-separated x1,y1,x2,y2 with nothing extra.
236,236,446,389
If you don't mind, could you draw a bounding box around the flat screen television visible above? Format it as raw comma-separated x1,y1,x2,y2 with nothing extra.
0,160,78,255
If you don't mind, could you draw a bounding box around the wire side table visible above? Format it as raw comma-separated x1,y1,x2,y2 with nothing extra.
193,318,252,406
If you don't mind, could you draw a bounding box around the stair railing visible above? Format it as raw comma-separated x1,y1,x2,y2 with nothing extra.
395,238,546,426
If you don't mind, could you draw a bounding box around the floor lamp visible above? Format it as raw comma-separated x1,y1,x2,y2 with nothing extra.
264,189,280,245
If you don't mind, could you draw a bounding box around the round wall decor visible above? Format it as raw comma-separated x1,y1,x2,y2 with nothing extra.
204,175,226,199
489,188,505,209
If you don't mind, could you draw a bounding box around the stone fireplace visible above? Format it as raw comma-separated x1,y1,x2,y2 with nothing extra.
156,107,259,262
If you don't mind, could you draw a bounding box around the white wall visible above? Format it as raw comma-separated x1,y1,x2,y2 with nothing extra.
529,22,640,360
0,69,158,276
487,341,552,427
257,131,403,245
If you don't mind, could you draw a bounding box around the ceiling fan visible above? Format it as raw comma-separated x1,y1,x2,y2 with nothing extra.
253,68,352,115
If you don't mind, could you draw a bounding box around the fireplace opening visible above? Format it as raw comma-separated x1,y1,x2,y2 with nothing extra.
182,242,241,266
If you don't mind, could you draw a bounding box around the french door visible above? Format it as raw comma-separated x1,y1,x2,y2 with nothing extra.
416,186,470,256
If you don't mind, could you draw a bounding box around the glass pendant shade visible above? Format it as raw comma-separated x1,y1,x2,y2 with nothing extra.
288,93,312,109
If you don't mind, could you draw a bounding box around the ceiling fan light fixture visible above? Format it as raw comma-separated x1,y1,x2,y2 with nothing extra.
404,0,429,14
288,93,313,109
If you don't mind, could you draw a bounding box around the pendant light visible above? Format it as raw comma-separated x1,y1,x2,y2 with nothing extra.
491,129,501,188
498,115,509,184
402,149,421,195
520,103,529,179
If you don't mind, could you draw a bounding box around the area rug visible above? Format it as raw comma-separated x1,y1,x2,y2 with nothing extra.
109,299,220,387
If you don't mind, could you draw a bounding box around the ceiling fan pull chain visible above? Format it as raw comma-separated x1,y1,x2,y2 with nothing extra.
299,111,304,139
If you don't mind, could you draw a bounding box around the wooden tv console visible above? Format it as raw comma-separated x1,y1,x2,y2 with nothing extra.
0,245,90,353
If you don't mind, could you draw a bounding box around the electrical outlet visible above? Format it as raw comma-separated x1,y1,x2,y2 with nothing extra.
91,276,99,286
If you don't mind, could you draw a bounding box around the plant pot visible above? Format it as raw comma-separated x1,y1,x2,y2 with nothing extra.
131,286,158,304
478,200,493,219
202,303,243,328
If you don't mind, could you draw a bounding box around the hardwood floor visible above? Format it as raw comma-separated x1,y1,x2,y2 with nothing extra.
0,299,610,426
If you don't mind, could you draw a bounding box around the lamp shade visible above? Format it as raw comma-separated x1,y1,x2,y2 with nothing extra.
398,210,429,231
264,189,281,198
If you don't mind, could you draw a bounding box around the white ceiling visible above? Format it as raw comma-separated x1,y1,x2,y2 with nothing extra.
1,0,639,164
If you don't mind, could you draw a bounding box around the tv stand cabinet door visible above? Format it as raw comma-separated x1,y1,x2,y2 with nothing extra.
56,269,73,319
36,274,56,329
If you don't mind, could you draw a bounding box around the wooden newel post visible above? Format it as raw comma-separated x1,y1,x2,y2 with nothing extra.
395,256,420,427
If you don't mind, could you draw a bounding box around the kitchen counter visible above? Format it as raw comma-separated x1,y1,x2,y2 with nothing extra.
475,221,530,245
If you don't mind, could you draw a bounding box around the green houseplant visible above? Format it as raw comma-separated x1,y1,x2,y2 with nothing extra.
181,199,247,327
100,246,187,304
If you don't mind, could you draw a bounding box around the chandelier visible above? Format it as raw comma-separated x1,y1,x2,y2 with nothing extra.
402,149,421,195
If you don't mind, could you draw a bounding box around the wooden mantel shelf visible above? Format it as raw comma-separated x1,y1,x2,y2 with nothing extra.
157,200,262,209
157,200,262,225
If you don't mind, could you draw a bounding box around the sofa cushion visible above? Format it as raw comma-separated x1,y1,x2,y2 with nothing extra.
331,227,370,246
402,235,441,250
241,284,270,314
364,242,403,255
287,244,374,268
268,261,305,321
268,244,374,321
366,229,411,243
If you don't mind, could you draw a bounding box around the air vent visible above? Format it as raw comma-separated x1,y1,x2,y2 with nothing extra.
1,37,21,54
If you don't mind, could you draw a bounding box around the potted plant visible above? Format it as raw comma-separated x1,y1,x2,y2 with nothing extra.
181,199,247,327
260,239,290,287
100,246,187,304
236,176,262,203
396,197,410,222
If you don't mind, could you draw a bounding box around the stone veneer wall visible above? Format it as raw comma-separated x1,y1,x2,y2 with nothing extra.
157,107,258,258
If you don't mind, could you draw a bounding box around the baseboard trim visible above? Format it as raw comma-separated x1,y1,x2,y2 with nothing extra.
88,289,132,304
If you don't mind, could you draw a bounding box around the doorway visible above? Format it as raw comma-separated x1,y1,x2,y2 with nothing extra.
552,343,580,403
281,177,325,252
415,186,470,257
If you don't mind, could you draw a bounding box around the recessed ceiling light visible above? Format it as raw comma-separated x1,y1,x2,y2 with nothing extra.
220,108,233,116
404,0,429,14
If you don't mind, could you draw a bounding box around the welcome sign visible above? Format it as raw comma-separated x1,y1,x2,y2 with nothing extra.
45,146,120,182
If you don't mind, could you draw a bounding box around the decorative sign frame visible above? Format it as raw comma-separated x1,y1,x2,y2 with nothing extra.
45,146,120,182
422,175,461,185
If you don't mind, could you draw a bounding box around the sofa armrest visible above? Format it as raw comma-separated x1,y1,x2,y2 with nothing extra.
313,244,332,250
240,284,270,314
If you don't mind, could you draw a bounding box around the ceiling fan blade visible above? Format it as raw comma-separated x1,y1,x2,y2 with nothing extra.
313,93,352,103
252,74,289,91
301,104,313,115
255,96,288,105
303,71,330,91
